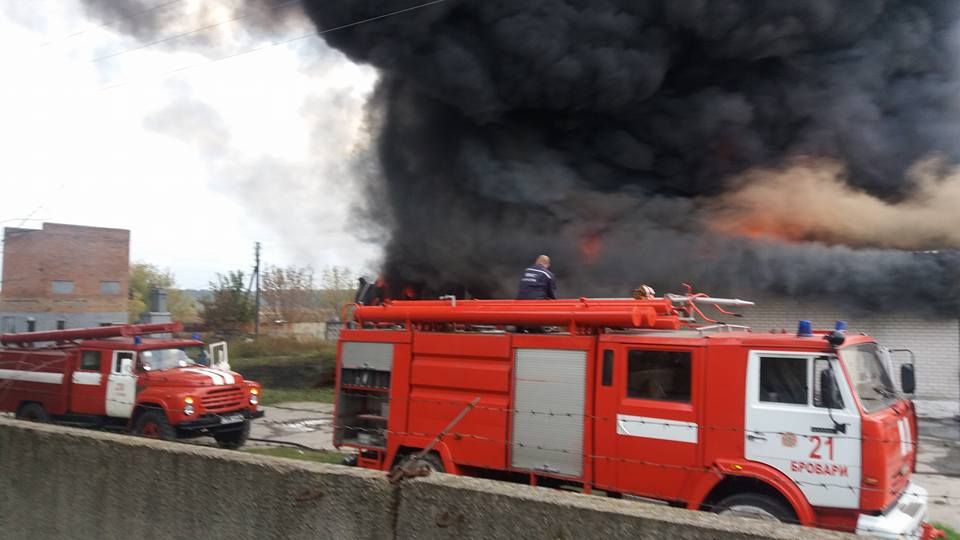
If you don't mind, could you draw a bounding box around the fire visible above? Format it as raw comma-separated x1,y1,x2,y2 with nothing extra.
579,233,603,264
705,158,960,250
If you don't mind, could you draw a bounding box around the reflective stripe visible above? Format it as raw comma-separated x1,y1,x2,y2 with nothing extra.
0,369,63,384
616,414,698,444
525,267,553,279
71,372,102,386
183,368,224,385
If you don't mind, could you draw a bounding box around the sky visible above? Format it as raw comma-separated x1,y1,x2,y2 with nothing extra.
0,0,379,289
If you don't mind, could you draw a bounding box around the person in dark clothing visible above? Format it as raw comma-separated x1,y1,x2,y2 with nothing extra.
516,255,557,299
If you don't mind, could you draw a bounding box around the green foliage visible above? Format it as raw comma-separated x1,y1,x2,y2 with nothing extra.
257,387,335,405
229,338,337,404
128,263,198,323
230,336,335,359
201,271,254,334
935,524,960,540
261,265,319,323
320,265,357,314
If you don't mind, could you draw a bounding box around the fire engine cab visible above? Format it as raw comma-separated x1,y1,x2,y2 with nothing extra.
0,322,263,449
334,294,942,538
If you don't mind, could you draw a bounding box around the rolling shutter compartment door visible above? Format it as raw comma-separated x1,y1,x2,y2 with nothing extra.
511,348,586,477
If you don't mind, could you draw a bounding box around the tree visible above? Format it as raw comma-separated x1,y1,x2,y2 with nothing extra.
128,263,198,323
200,271,255,334
261,265,318,323
320,265,357,316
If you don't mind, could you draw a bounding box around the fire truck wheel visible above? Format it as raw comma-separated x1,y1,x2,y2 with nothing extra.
134,410,176,440
714,493,795,523
214,420,250,450
16,403,50,422
413,452,445,473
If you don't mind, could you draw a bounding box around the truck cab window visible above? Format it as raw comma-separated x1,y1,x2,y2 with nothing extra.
80,351,101,371
759,356,807,404
114,352,134,373
626,350,691,402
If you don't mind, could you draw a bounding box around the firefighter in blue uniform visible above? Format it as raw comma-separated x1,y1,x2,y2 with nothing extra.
516,255,557,300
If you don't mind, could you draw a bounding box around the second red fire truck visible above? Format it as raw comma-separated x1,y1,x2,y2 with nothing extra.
335,293,941,538
0,322,263,448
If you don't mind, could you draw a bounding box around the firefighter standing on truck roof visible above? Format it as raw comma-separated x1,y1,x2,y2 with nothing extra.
516,255,557,299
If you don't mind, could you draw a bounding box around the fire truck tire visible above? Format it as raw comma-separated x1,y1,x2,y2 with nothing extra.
214,420,250,450
714,493,795,523
414,452,445,473
134,410,177,441
16,402,50,422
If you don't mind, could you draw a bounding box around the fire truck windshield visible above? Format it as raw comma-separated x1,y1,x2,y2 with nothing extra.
839,343,898,413
140,348,198,371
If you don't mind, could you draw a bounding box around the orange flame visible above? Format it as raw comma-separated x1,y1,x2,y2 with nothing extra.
579,233,603,264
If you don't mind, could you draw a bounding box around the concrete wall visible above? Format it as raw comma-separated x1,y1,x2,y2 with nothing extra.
0,311,127,333
735,296,960,400
0,418,855,540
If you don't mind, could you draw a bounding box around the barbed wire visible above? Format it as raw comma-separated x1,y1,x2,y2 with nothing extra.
0,364,950,449
2,399,955,535
331,423,959,506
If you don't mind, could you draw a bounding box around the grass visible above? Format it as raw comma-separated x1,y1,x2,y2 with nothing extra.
935,523,960,540
244,446,345,465
231,337,337,359
228,338,337,404
258,387,335,405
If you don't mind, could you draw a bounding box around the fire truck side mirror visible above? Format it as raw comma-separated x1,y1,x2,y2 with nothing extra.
900,364,916,395
819,368,842,409
120,357,133,375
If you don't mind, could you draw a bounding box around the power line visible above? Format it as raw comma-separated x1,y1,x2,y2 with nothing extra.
95,0,450,92
90,0,303,64
32,0,186,50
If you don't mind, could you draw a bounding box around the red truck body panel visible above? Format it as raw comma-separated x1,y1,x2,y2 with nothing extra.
336,298,934,537
0,324,261,443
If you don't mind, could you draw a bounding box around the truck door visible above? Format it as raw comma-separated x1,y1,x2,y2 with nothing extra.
209,342,229,370
601,345,701,501
105,351,136,418
69,350,107,415
745,351,861,509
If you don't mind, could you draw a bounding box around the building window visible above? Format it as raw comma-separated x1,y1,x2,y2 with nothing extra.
56,319,66,330
759,357,808,405
26,319,36,332
51,280,75,294
627,350,692,402
100,281,121,295
80,351,101,371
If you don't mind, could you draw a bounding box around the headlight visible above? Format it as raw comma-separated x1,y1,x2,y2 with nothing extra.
249,388,260,405
184,396,196,416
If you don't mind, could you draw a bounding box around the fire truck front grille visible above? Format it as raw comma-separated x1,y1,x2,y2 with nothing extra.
202,387,246,413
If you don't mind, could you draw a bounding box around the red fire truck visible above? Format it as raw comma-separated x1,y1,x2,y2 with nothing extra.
0,322,263,449
334,294,942,538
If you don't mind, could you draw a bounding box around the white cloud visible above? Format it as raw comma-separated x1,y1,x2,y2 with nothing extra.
0,1,380,289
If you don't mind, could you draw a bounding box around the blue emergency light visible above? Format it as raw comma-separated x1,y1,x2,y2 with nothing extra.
834,320,847,332
797,320,813,337
134,336,142,345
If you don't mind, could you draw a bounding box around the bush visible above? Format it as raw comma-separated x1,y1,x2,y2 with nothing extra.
229,336,335,359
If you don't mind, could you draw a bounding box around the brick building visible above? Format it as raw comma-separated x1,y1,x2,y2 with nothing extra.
0,223,130,332
734,296,959,401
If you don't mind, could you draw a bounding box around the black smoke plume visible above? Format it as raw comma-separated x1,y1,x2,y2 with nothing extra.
303,0,960,314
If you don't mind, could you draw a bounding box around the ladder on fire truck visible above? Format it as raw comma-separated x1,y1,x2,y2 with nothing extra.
0,322,183,346
348,293,754,332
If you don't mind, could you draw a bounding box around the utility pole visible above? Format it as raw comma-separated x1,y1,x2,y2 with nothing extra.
254,242,261,337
